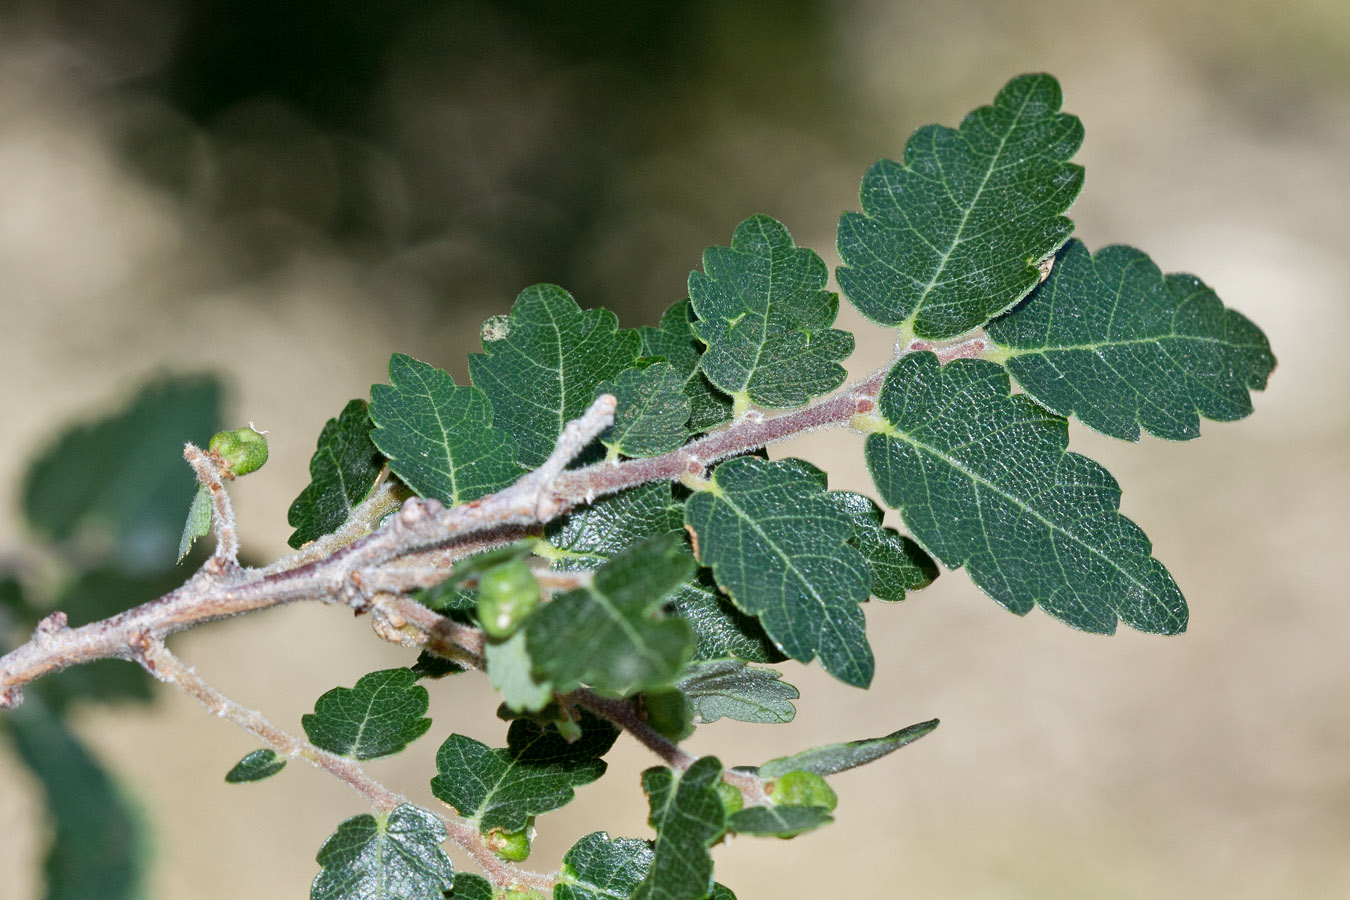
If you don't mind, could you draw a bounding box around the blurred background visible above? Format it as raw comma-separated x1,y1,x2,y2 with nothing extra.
1,0,1347,897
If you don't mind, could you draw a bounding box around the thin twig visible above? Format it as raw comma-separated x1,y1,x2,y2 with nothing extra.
184,443,239,572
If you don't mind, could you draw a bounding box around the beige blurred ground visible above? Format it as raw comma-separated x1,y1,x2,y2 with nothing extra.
2,1,1349,898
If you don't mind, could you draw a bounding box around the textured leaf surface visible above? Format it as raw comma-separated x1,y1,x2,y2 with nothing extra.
676,660,797,724
177,485,211,562
526,535,695,695
311,804,453,900
225,749,287,783
865,353,1187,634
302,669,432,760
486,631,554,713
639,300,734,432
634,758,726,900
370,354,517,506
288,399,385,548
837,74,1084,338
757,720,940,777
685,457,874,686
690,214,853,408
986,239,1276,440
430,712,618,832
556,833,653,900
827,490,938,601
726,805,832,838
469,284,640,468
443,873,492,900
598,362,690,458
669,574,785,665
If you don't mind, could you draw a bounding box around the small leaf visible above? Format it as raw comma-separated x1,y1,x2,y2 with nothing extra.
302,668,432,760
866,353,1188,634
837,73,1084,338
726,805,832,838
690,214,854,409
177,485,212,563
287,399,385,548
757,719,939,778
430,711,618,833
310,804,454,900
986,239,1276,441
634,757,726,900
225,748,287,783
370,354,518,506
556,832,653,900
486,631,554,714
676,659,798,725
825,491,938,601
639,300,734,432
598,362,691,458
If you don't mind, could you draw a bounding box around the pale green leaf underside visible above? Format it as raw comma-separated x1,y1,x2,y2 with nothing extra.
639,300,734,432
225,748,287,783
837,73,1084,338
486,631,554,714
676,659,798,724
301,668,431,761
598,362,690,458
634,758,726,900
311,804,453,900
987,239,1276,441
757,719,940,778
865,353,1187,634
288,399,384,548
177,485,211,563
690,214,854,407
726,805,832,838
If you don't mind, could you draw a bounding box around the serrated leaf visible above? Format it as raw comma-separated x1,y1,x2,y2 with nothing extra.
288,399,385,548
225,748,287,783
634,757,726,900
311,804,453,900
556,832,653,900
598,362,691,458
486,631,554,714
866,353,1187,633
684,457,874,687
726,805,832,838
837,73,1084,339
525,535,695,696
690,214,853,409
430,711,618,833
370,354,518,507
302,668,432,760
469,284,641,469
757,720,940,778
639,300,734,432
986,239,1276,441
825,491,938,601
676,660,797,724
444,873,493,900
177,485,212,562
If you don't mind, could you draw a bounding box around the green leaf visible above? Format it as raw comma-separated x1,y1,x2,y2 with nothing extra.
689,214,853,409
370,354,518,506
302,668,432,760
469,284,641,469
726,805,832,838
287,399,385,548
865,352,1187,634
676,660,797,725
525,535,695,695
444,873,493,900
556,832,653,900
639,300,734,432
986,239,1276,441
669,572,785,664
225,748,287,783
486,631,554,714
825,491,938,601
598,362,690,459
410,652,466,680
684,457,874,687
430,711,618,833
176,485,212,563
757,720,940,778
634,757,726,900
311,804,454,900
836,73,1084,339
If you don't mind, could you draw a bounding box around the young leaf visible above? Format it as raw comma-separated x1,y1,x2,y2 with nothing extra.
525,535,695,696
486,631,554,714
756,719,940,778
429,712,619,833
726,805,833,838
468,284,641,469
676,659,798,725
369,354,518,506
301,668,432,760
310,804,454,900
555,833,653,900
825,490,938,601
836,73,1084,339
684,457,874,687
865,353,1187,634
689,214,853,410
287,399,385,548
225,748,287,783
176,485,212,563
639,300,734,432
986,239,1276,441
597,362,691,458
634,757,727,900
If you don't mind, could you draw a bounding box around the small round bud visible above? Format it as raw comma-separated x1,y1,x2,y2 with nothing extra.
767,770,837,812
716,780,744,816
486,822,533,862
209,426,269,477
641,688,694,742
476,561,539,639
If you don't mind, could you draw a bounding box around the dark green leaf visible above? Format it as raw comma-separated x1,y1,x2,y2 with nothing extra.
986,240,1277,440
225,748,287,783
634,757,726,900
825,491,938,601
370,354,518,506
486,630,554,714
444,873,493,900
668,573,785,665
639,300,734,432
710,885,737,900
410,652,466,680
690,214,853,409
726,805,832,838
430,711,618,833
469,284,641,469
757,720,940,778
302,668,432,760
555,832,653,900
287,399,385,548
598,362,690,458
176,485,211,563
676,659,797,725
837,74,1084,339
865,353,1187,634
311,804,453,900
684,457,874,687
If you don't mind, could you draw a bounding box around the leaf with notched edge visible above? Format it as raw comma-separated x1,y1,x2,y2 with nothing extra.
597,362,690,458
676,659,797,725
310,804,453,900
634,758,726,900
302,668,431,761
639,300,734,432
288,399,384,549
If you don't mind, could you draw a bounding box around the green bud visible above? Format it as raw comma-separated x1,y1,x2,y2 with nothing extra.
476,561,539,638
768,770,837,812
642,688,694,742
486,820,533,862
209,426,269,477
496,889,547,900
716,780,744,816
